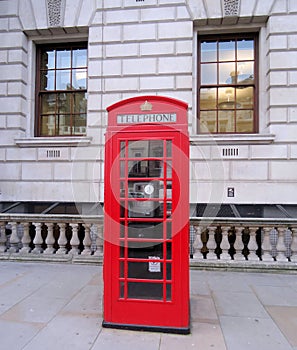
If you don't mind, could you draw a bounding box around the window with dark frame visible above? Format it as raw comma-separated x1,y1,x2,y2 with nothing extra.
36,43,88,137
198,34,257,134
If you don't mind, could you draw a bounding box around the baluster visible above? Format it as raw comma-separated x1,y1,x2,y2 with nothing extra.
291,228,297,262
91,224,99,255
0,222,7,253
200,227,209,259
20,222,31,254
276,228,287,262
32,223,43,253
189,225,195,258
283,228,293,262
234,227,245,261
256,227,263,260
241,227,250,260
191,226,201,259
56,223,67,254
214,226,222,259
220,226,230,260
44,223,55,254
69,223,80,255
228,226,236,260
247,227,259,261
81,224,92,255
262,227,274,261
94,224,104,256
8,222,20,253
270,227,278,261
207,226,217,259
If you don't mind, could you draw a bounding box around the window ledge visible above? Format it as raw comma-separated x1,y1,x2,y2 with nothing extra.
15,137,93,148
190,134,275,145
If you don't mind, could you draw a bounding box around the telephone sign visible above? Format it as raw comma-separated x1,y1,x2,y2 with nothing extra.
102,96,189,334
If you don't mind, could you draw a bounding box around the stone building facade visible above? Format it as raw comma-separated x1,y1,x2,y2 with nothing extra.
0,0,297,217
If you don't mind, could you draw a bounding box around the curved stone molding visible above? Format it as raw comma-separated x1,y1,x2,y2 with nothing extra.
223,0,240,17
47,0,64,27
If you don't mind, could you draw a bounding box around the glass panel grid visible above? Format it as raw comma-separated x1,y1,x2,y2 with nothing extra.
199,35,256,134
37,44,87,137
118,139,173,302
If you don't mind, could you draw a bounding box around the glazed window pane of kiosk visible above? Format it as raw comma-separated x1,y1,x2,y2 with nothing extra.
119,140,172,301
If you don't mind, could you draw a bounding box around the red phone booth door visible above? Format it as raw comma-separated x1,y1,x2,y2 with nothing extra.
103,128,189,333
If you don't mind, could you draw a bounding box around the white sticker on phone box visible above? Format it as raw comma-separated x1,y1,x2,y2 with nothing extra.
148,256,161,272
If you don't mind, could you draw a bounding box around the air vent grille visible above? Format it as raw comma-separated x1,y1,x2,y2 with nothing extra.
222,148,239,157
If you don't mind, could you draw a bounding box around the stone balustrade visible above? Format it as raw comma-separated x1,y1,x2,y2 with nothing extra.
0,214,104,264
1,214,297,270
189,217,297,271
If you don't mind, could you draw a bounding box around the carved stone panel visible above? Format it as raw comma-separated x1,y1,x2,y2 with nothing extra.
223,0,240,17
47,0,64,27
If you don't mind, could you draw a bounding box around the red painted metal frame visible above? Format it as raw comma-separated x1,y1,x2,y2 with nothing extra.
103,96,189,333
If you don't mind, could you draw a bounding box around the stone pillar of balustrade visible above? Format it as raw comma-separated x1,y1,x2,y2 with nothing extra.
81,224,92,255
192,226,203,259
69,223,80,255
220,226,230,260
8,222,20,253
213,226,222,259
56,223,67,254
0,221,7,253
276,227,289,262
207,226,217,260
261,227,274,261
32,223,43,254
44,223,55,254
291,227,297,262
247,227,260,261
283,228,293,262
234,227,245,261
270,227,279,261
189,225,195,258
20,222,31,254
199,226,209,259
94,224,103,256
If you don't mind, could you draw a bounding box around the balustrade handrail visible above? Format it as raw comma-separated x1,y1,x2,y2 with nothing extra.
190,216,297,226
2,213,296,227
0,213,104,223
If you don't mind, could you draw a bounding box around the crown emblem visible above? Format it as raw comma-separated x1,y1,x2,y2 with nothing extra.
140,100,153,111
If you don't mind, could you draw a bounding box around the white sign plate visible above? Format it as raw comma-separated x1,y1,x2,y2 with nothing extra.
148,256,161,272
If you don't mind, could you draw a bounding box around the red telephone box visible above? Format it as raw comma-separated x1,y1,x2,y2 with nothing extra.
102,96,189,334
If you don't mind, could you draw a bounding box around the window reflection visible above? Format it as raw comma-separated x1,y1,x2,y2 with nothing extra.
219,40,235,61
56,50,71,69
201,41,217,62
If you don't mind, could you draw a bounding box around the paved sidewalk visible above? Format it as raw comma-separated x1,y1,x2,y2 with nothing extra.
0,262,297,350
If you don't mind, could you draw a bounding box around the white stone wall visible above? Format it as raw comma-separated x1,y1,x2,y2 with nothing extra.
190,0,297,205
0,0,297,206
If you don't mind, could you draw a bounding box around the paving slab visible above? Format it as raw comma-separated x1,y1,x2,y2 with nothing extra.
22,313,101,350
213,290,268,318
0,319,44,349
266,306,297,347
253,285,297,306
160,322,227,350
92,328,161,350
220,315,293,350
